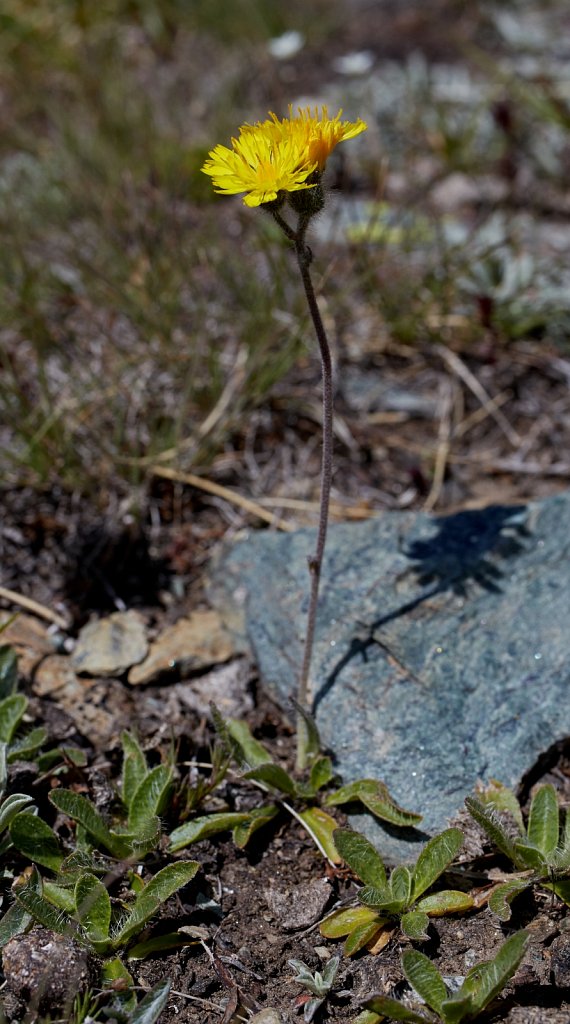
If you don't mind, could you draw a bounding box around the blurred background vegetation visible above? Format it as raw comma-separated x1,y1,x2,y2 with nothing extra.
1,0,569,516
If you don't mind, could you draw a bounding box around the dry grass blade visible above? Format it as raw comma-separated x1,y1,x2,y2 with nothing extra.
436,344,521,447
150,466,294,531
0,586,69,631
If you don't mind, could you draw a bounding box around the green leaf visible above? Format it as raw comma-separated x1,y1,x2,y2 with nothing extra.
443,930,529,1020
319,905,380,939
226,718,273,768
344,918,385,957
544,879,570,906
402,949,447,1014
130,979,171,1024
465,796,520,866
365,995,435,1022
325,779,422,828
0,645,18,699
9,812,63,871
7,727,48,762
243,762,297,796
75,872,112,948
49,789,128,858
480,780,524,833
412,829,464,901
0,899,32,946
0,694,27,743
168,812,250,851
113,861,199,947
37,746,88,772
390,865,412,908
352,1013,383,1024
13,869,71,934
401,910,430,941
358,885,398,912
128,765,172,832
102,957,136,1013
232,804,279,849
0,793,33,833
0,743,7,800
527,784,559,859
333,829,387,887
512,840,546,872
127,815,162,858
415,891,474,915
121,731,148,809
299,808,342,864
43,881,77,913
309,755,334,794
290,697,321,765
488,879,532,921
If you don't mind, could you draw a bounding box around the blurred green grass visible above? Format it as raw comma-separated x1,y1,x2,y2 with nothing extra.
0,0,337,498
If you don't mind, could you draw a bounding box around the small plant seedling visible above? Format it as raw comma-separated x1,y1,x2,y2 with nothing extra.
10,861,199,956
320,828,473,955
288,955,340,1022
364,929,529,1023
466,781,570,919
169,705,421,865
36,731,173,861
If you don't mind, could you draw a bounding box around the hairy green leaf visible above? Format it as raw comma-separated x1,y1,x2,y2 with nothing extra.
365,995,435,1022
227,718,273,768
9,811,63,871
299,807,342,864
415,891,474,915
113,861,199,947
390,865,412,908
102,957,136,1013
325,779,422,827
401,910,430,941
127,815,161,858
169,812,250,851
243,762,297,796
0,900,32,947
402,949,447,1014
290,697,321,765
319,905,380,939
333,829,387,887
13,869,72,935
7,726,48,762
75,872,112,948
480,780,524,833
442,930,529,1020
352,1012,383,1024
512,840,546,872
121,732,148,809
127,930,201,960
527,784,559,859
344,918,385,957
412,828,463,901
357,885,396,910
0,645,18,700
309,755,334,794
49,789,128,858
0,793,33,833
544,879,570,906
128,764,172,832
0,694,27,744
43,881,77,913
232,803,279,849
130,979,171,1024
465,796,520,865
488,879,531,921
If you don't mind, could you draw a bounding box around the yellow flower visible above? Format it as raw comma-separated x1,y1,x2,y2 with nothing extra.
202,106,367,207
201,126,317,208
257,105,368,171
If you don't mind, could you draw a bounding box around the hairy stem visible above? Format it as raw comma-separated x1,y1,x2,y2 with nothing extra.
294,237,334,716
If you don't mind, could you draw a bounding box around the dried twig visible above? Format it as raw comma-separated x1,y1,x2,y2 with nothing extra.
436,344,521,446
0,586,69,631
150,465,294,531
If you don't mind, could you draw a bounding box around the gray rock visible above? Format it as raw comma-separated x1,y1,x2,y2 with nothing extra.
210,491,570,863
72,610,148,677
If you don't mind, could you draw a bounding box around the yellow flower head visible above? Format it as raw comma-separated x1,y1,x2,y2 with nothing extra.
201,105,367,207
201,126,317,208
261,105,368,170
